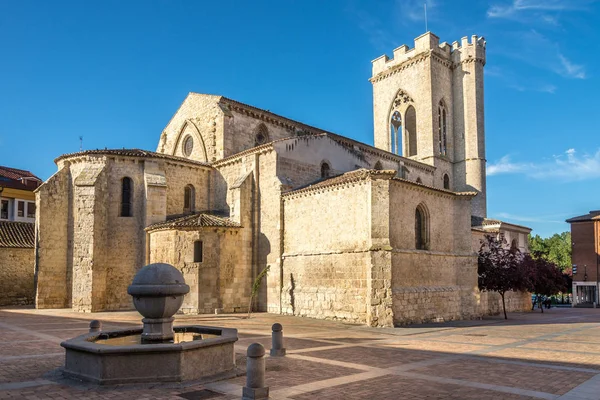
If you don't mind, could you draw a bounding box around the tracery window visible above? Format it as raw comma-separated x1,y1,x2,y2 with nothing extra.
443,174,450,190
415,203,429,250
374,161,383,170
183,135,194,157
121,177,133,217
255,123,269,146
184,184,195,213
438,101,447,156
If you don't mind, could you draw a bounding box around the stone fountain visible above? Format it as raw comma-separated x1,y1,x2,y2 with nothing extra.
61,263,238,384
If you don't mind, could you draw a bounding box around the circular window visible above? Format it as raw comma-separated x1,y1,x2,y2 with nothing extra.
256,132,267,145
183,135,194,157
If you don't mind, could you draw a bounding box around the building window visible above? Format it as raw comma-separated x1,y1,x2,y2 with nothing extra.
184,184,195,213
390,111,402,155
510,239,518,253
183,135,194,157
443,174,450,190
255,123,269,146
416,177,422,184
121,177,133,217
320,161,331,178
194,240,203,262
438,101,447,156
404,106,417,157
415,203,429,250
17,201,24,217
374,161,383,170
0,199,8,220
27,202,35,218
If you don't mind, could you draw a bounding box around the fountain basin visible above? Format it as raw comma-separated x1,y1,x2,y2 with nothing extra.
61,325,238,384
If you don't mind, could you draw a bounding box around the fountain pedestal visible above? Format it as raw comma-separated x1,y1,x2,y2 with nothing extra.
60,263,238,384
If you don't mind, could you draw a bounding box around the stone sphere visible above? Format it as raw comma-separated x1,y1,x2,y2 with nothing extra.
247,343,266,357
127,263,190,319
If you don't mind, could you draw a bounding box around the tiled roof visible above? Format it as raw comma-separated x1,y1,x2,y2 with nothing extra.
0,166,41,182
146,213,241,231
284,168,477,198
54,149,212,168
471,216,530,231
283,169,396,196
566,210,600,223
0,221,35,248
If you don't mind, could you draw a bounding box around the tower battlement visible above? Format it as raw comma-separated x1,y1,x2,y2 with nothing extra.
371,32,486,76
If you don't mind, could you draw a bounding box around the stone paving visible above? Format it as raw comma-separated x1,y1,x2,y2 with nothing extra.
1,307,600,399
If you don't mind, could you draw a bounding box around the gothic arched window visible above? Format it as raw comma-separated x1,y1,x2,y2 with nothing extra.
438,101,447,156
374,161,383,170
255,123,269,146
184,184,195,213
321,161,331,178
405,106,417,157
390,111,402,155
443,174,450,189
415,203,429,250
121,177,133,217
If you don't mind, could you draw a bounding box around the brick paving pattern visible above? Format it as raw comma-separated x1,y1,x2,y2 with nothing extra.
0,307,600,399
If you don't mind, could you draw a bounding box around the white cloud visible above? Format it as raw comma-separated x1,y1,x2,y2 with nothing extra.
487,0,596,18
495,212,568,224
558,53,586,79
488,148,600,181
397,0,437,22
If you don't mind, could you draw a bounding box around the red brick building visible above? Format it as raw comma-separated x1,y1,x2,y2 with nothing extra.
566,210,600,306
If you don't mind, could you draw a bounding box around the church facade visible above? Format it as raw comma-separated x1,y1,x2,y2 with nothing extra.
34,32,530,326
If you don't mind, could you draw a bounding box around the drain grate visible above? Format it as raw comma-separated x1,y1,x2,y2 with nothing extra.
178,389,226,400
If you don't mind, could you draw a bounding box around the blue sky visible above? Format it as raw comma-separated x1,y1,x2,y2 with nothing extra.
1,0,598,238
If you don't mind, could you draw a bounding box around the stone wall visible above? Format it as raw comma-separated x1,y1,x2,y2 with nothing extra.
388,179,479,325
282,180,371,323
35,166,71,308
148,227,250,314
0,247,34,306
158,93,224,162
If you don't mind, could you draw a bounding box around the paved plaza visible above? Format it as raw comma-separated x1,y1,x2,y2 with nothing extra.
0,307,599,399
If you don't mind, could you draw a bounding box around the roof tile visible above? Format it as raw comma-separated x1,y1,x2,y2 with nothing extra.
0,221,34,248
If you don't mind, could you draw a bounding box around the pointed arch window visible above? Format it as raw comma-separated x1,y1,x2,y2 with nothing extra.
184,184,195,213
415,203,429,250
255,123,270,146
121,177,133,217
374,161,383,170
405,106,417,157
320,161,331,178
443,174,450,190
438,101,447,156
390,111,402,155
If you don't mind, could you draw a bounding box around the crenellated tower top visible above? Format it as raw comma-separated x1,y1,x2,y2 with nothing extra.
371,32,486,79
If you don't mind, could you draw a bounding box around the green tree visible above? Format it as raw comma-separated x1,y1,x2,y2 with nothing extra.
527,232,571,271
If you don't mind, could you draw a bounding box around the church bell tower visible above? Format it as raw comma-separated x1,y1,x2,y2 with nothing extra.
370,32,487,218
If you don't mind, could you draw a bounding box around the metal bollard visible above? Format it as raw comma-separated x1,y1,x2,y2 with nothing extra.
270,323,286,357
89,320,102,333
242,343,269,400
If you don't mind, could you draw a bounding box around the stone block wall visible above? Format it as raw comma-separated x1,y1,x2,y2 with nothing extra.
0,247,35,306
282,180,371,322
35,167,71,309
148,227,250,314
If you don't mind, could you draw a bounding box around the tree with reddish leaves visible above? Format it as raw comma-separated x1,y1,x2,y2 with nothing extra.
522,253,568,313
478,235,528,320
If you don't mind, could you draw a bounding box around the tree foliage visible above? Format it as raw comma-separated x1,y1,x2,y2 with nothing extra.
247,265,270,319
522,252,568,313
478,235,528,319
528,232,571,271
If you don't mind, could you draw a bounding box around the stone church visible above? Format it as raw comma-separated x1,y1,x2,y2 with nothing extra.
34,32,531,327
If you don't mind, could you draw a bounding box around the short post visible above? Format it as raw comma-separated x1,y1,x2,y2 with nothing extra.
89,320,102,333
243,343,269,400
270,323,286,357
